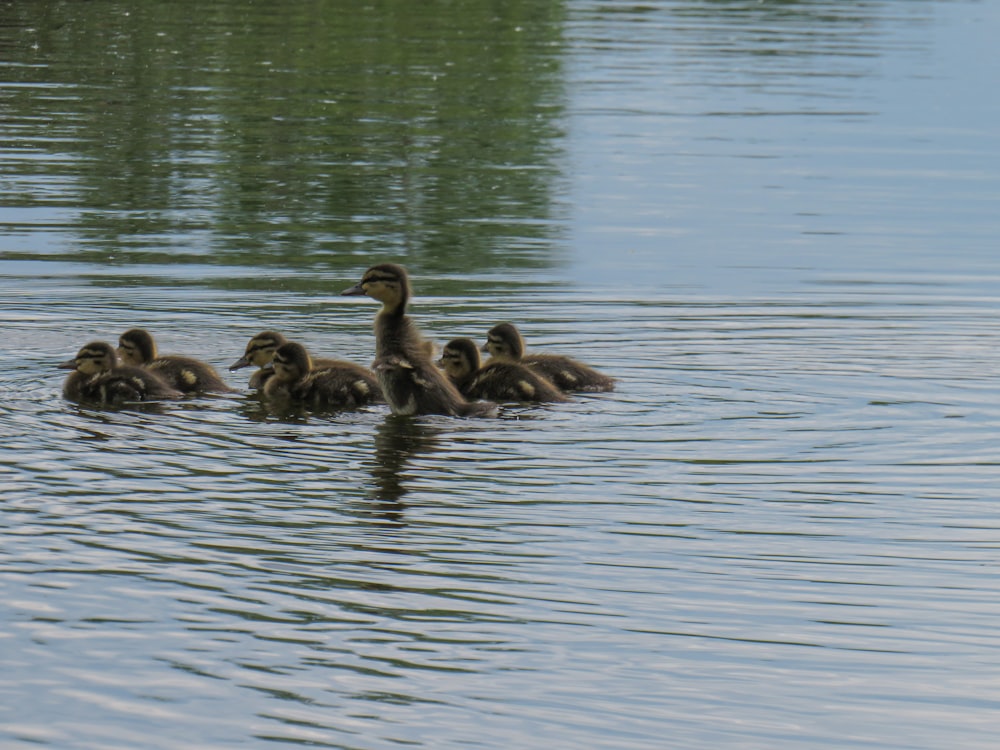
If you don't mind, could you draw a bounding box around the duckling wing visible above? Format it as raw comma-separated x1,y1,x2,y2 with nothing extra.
373,354,415,371
299,368,380,408
91,375,146,403
470,363,567,403
148,356,234,394
522,355,615,393
87,369,181,403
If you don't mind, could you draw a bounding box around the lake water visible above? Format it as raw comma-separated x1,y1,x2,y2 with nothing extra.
3,1,1000,748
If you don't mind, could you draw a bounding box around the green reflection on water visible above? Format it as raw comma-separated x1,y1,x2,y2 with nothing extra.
0,0,568,273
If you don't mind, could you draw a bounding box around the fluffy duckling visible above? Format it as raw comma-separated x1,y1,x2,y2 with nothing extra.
263,341,382,408
230,330,361,390
439,338,567,403
59,341,182,403
118,328,234,394
483,322,615,392
341,263,496,417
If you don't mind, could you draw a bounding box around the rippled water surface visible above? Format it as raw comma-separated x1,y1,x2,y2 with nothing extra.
3,2,1000,749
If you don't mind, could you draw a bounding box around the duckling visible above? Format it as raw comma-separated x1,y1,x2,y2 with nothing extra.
59,341,182,403
483,322,615,392
263,341,382,409
229,330,362,390
438,338,567,403
341,263,496,417
118,328,234,394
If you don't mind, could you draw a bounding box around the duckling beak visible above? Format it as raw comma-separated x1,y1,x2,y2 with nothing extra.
229,355,251,371
340,281,367,296
57,357,77,370
480,341,490,354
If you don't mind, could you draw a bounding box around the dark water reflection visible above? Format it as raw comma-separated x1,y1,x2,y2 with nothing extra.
365,415,440,510
4,1,1000,749
1,0,567,272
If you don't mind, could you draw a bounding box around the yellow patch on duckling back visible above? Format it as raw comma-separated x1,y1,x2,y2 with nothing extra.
517,380,536,398
181,369,198,387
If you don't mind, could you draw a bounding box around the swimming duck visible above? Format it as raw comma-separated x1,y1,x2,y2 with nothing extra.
229,330,363,390
59,341,182,403
483,322,615,392
263,341,382,408
438,337,567,403
118,328,234,394
341,263,496,417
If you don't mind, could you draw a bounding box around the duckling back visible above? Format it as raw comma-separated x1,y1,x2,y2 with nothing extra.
146,356,234,394
120,328,233,394
485,322,615,393
83,367,182,403
264,341,383,410
467,361,568,403
440,337,564,404
294,365,382,409
520,354,615,393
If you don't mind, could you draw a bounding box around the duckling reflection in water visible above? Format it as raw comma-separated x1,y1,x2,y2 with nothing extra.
483,322,615,393
438,338,567,403
364,414,440,513
341,263,496,418
230,330,359,390
118,328,234,394
261,341,382,409
59,341,182,404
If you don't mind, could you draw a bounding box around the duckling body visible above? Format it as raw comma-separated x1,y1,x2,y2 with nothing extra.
230,331,357,390
439,338,567,403
341,264,496,418
484,322,615,393
263,341,382,409
118,328,234,394
59,341,182,404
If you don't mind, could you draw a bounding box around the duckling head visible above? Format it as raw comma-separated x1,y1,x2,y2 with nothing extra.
484,322,525,361
59,341,118,375
271,341,312,383
230,330,287,371
118,328,157,366
341,263,411,311
438,338,480,381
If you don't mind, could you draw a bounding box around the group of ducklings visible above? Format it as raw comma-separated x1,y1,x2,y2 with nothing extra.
59,263,614,417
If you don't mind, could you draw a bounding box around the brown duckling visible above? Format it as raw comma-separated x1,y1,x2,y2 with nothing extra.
230,330,361,390
59,341,182,404
483,322,615,393
262,341,382,408
118,328,234,394
438,338,567,403
341,263,496,417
